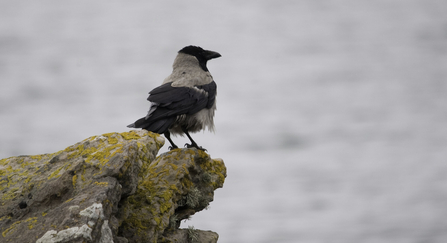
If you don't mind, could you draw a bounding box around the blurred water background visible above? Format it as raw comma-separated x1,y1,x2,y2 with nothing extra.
1,1,447,242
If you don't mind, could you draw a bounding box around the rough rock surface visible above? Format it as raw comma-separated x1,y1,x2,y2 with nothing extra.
0,130,226,243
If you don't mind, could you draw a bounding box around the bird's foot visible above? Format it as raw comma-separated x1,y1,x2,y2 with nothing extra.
184,143,207,151
168,145,179,150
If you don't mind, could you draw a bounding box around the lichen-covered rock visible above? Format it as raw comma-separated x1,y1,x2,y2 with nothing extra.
118,149,226,242
0,130,226,243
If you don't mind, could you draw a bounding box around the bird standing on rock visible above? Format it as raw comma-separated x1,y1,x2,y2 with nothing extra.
128,46,221,151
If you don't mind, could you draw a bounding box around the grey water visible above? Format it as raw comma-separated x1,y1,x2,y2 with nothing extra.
1,1,447,242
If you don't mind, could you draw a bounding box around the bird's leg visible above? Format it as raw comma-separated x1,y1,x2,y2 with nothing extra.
181,126,206,151
164,131,178,150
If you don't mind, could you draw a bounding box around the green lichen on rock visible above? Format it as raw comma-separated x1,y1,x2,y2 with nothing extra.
118,148,226,242
0,130,163,242
0,130,226,243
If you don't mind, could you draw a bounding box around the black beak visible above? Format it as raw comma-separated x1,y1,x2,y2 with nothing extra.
204,50,221,60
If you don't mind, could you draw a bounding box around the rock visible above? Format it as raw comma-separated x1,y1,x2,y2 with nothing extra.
0,130,226,243
164,228,219,243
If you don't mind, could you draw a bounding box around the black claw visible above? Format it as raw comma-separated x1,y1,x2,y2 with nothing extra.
181,126,207,151
168,145,178,150
164,131,179,151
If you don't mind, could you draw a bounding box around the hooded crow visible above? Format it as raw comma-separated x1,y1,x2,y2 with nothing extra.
127,45,221,151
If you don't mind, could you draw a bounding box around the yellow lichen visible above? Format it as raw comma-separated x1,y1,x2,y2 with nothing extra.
94,181,109,187
29,155,43,161
2,220,21,237
66,144,85,160
0,157,9,166
72,174,78,188
88,144,123,166
105,133,119,144
47,162,72,180
121,131,142,140
0,215,11,221
25,217,38,229
1,187,19,201
47,166,63,180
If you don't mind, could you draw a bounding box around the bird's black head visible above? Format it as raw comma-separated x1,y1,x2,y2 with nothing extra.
179,45,221,71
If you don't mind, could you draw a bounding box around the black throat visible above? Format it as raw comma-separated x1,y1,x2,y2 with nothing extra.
196,58,209,72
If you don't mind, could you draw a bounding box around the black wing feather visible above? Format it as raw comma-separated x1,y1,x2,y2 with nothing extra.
197,81,217,109
128,81,216,133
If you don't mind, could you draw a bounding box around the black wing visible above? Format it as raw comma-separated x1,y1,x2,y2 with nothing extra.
128,81,216,133
148,81,216,118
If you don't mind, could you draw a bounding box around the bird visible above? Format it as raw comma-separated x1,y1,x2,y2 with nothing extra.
127,45,221,151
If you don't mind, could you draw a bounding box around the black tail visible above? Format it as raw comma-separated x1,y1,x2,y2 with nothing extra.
127,116,175,134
